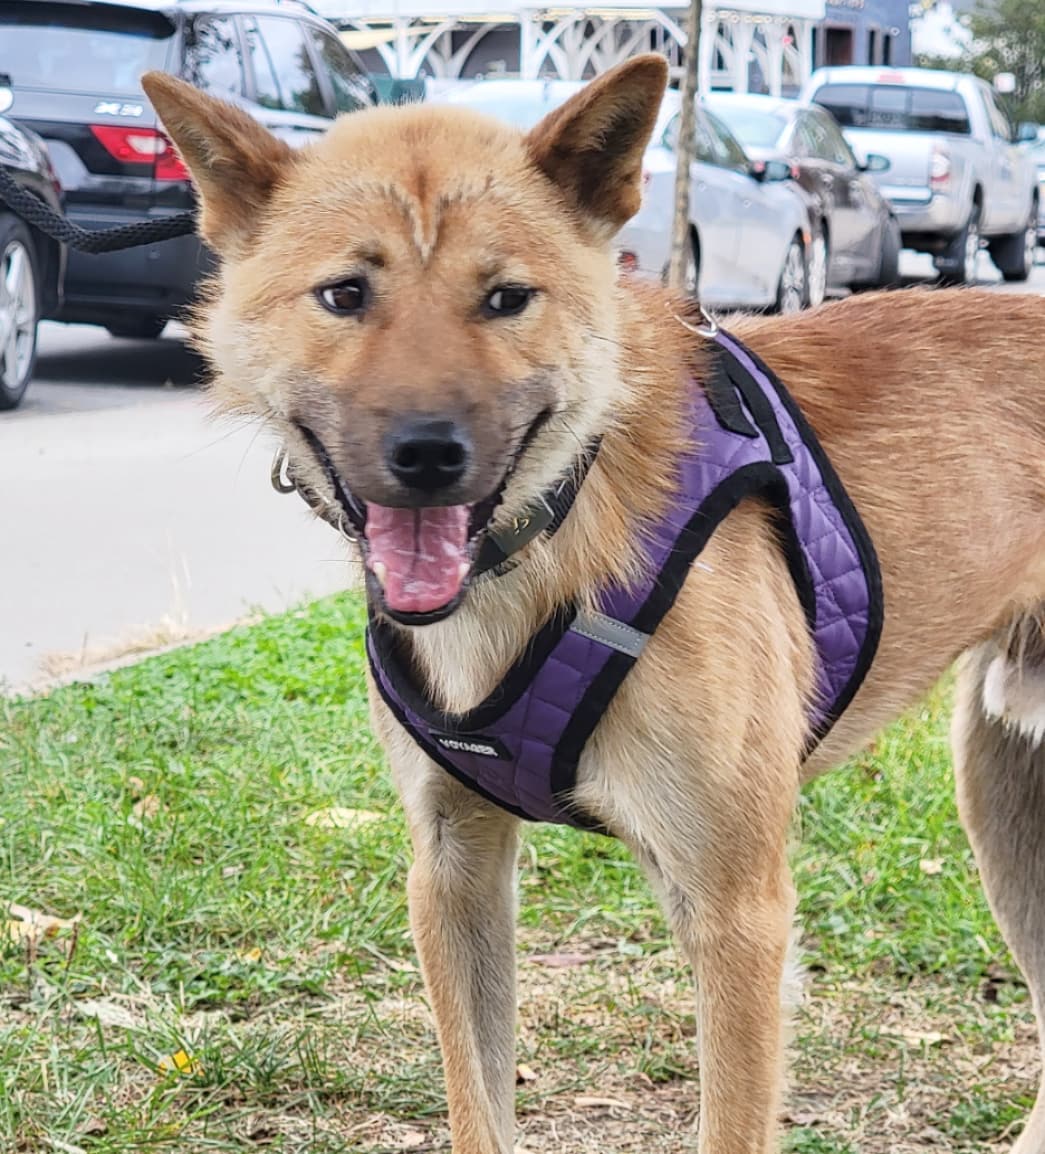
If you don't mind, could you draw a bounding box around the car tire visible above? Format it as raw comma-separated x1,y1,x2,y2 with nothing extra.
936,203,981,286
775,234,807,314
989,202,1037,283
0,214,41,412
106,315,168,340
807,225,828,309
873,215,902,288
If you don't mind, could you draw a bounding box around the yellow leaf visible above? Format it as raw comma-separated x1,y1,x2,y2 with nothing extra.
236,947,263,964
919,858,944,875
158,1049,201,1076
305,807,383,829
6,903,80,944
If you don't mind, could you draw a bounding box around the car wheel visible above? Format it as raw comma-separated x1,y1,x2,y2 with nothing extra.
989,202,1037,283
807,226,828,309
106,315,168,340
776,234,807,315
0,215,40,411
936,203,981,286
874,215,902,288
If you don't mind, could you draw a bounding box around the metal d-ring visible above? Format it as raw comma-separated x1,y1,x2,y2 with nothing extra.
270,446,297,494
671,301,719,339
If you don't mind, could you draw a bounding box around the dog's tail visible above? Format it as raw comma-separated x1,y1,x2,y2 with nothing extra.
975,609,1045,748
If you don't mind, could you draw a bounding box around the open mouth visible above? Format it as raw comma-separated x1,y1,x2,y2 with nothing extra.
297,411,551,626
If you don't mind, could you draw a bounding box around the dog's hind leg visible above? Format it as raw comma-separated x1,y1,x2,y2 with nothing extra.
954,610,1045,1153
389,736,520,1154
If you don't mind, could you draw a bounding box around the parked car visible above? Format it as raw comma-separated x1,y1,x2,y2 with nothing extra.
0,108,65,409
801,66,1040,284
435,80,816,313
705,92,901,304
1031,134,1045,250
0,0,376,340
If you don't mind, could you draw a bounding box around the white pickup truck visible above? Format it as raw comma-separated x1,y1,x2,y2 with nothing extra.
801,66,1040,284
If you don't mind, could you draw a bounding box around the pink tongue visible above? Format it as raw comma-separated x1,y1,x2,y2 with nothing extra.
366,504,471,614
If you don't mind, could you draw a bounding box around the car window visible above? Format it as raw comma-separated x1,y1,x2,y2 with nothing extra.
813,83,971,135
708,104,787,150
981,89,1013,142
703,109,750,172
0,1,173,96
243,15,327,117
811,110,855,166
304,27,372,113
184,16,245,99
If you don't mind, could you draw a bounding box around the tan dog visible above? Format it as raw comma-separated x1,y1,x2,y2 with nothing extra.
142,56,1045,1154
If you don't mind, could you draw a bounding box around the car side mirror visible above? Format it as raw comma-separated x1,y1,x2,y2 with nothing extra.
859,153,891,173
751,159,794,182
1016,120,1040,143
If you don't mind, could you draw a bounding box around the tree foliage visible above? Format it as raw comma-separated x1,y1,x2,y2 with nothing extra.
916,0,1045,124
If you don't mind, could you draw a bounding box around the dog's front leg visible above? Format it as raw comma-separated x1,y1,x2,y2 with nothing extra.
387,730,521,1154
630,794,796,1154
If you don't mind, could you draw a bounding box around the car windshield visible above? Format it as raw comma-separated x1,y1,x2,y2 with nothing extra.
0,2,174,96
813,83,971,135
709,104,788,149
447,84,582,129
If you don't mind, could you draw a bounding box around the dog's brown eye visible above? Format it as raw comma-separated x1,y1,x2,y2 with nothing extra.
317,277,370,316
483,285,534,318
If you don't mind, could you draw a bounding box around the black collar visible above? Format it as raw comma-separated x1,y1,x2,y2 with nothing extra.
271,437,601,583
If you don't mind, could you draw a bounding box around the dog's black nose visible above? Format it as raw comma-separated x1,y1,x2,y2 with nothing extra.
384,417,472,493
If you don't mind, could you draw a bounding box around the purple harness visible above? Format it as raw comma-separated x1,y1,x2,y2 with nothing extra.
368,330,883,829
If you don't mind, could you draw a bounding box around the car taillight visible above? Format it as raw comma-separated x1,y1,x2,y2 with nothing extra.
930,145,950,189
90,124,189,182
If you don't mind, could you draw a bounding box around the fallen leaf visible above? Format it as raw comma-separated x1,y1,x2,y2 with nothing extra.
77,999,140,1030
134,795,161,819
573,1095,631,1110
896,1029,948,1047
919,858,943,875
516,1063,538,1083
236,947,262,964
528,952,589,968
158,1049,201,1076
397,1130,427,1149
78,1118,107,1138
126,776,146,798
305,807,383,829
6,903,80,945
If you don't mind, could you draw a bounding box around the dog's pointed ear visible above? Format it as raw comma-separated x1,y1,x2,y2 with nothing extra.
526,54,668,239
141,71,294,257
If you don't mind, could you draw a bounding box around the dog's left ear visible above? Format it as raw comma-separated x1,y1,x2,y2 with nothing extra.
526,54,669,240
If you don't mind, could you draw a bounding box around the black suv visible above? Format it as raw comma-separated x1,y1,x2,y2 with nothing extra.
0,0,375,339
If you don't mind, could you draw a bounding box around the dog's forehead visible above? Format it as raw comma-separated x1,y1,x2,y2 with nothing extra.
267,105,562,269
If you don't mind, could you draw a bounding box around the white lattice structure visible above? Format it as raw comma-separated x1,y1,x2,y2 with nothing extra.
315,0,825,93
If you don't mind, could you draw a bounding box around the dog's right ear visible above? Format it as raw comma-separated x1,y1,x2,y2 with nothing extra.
141,72,294,258
526,54,668,241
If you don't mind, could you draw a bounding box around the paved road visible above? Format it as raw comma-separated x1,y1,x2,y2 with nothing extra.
2,322,353,692
3,256,1043,691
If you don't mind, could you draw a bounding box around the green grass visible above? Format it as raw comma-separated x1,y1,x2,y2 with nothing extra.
0,592,1034,1152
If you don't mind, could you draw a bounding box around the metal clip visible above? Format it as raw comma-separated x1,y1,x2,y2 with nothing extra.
270,446,297,494
670,302,719,340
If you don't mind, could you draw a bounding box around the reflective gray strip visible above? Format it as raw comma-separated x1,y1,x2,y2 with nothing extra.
570,610,649,658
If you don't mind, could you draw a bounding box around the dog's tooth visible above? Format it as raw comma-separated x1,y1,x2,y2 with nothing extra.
372,561,388,589
457,562,470,583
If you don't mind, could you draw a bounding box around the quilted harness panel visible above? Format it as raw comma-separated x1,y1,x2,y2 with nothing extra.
368,330,883,829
